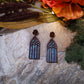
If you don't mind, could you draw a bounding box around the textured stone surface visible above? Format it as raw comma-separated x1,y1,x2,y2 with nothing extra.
9,80,16,84
0,22,75,75
1,52,84,84
0,22,83,84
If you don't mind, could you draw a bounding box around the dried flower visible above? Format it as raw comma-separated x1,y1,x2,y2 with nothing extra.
40,0,84,20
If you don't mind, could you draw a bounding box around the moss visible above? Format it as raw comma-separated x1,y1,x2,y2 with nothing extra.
65,18,84,70
65,44,83,63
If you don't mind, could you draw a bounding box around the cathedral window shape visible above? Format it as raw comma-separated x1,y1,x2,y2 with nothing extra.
47,32,58,63
29,30,40,59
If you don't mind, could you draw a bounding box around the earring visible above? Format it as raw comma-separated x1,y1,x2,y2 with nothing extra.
29,30,40,59
47,32,58,63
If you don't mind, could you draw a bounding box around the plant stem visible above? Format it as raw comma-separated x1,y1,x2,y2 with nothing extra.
30,4,52,14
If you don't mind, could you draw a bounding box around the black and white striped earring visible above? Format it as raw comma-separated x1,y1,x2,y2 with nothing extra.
29,30,40,59
47,32,58,63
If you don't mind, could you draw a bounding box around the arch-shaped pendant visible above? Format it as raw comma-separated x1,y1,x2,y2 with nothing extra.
29,36,40,59
47,39,57,63
47,39,58,63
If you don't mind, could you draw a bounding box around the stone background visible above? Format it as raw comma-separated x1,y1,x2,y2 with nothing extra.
0,22,84,84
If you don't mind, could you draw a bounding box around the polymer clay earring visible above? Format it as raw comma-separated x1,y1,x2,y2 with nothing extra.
47,32,58,63
29,30,40,59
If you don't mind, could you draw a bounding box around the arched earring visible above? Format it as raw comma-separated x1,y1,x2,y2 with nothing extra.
29,30,40,59
47,32,58,63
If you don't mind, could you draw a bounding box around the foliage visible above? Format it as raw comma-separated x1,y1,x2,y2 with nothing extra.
64,18,84,32
65,19,84,70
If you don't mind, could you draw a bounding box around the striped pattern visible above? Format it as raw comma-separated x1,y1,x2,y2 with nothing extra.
47,39,57,63
29,36,40,59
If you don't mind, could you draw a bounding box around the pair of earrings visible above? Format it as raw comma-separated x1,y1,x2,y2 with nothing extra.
29,30,58,63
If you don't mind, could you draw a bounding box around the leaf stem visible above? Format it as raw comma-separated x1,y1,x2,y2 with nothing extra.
30,4,52,14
